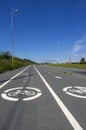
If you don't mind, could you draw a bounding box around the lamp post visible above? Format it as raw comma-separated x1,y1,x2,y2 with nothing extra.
11,9,19,66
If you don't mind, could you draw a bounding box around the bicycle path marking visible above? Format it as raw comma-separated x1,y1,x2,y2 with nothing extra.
1,87,42,101
63,86,86,98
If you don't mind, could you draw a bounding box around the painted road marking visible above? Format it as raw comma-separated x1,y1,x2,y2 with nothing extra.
55,76,62,79
0,66,30,89
63,86,86,98
1,87,42,101
34,65,83,130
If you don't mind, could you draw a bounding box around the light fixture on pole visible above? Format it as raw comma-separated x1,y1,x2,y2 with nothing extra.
11,9,19,66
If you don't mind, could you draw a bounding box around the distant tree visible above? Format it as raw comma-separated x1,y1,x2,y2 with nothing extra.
80,57,85,64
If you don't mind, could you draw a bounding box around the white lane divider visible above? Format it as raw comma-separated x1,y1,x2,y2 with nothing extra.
55,76,62,79
34,65,83,130
0,66,30,89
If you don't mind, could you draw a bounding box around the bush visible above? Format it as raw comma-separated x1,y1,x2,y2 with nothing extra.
0,51,34,73
0,60,12,73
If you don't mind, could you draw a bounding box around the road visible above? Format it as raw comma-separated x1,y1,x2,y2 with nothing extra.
0,65,86,130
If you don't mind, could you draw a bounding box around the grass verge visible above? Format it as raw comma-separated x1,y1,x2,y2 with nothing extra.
49,63,86,69
0,52,36,73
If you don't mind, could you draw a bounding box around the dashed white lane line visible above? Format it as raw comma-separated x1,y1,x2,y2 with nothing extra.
0,66,30,89
34,65,83,130
55,76,62,79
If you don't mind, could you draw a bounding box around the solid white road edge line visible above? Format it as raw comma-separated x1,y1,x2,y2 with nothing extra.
0,66,30,89
34,65,83,130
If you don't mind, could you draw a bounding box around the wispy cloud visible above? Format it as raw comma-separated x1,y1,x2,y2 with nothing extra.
73,43,83,53
72,35,86,61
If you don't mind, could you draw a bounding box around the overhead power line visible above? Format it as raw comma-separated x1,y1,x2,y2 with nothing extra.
14,23,27,57
1,0,27,58
1,0,10,12
3,0,10,11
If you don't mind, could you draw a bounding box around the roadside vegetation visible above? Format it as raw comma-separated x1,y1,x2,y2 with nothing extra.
49,57,86,69
0,51,36,73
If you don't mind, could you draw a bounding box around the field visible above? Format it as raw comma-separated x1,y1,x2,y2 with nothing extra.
50,63,86,69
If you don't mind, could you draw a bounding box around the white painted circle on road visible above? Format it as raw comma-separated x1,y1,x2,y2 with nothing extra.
63,86,86,98
1,87,42,101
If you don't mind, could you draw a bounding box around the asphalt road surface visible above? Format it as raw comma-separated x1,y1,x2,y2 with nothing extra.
0,65,86,130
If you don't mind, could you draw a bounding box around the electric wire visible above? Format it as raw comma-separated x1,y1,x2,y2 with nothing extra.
1,0,27,59
3,0,10,11
14,23,27,58
1,0,10,13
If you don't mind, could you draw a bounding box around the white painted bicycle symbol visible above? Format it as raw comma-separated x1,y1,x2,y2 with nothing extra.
63,86,86,98
8,90,35,97
1,87,42,101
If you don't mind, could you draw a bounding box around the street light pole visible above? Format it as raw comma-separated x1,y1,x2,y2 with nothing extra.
11,9,18,66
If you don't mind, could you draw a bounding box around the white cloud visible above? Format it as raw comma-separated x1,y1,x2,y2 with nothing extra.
71,35,86,61
73,43,83,53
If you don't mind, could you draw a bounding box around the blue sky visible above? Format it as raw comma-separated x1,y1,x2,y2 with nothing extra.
0,0,86,63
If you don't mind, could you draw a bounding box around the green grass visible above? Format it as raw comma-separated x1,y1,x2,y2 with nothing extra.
0,59,31,73
49,63,86,69
0,52,36,73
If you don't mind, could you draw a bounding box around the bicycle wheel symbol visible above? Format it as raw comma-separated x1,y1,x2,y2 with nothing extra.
8,90,35,97
1,87,42,101
63,86,86,98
